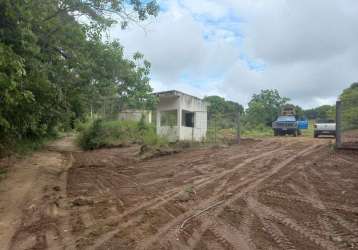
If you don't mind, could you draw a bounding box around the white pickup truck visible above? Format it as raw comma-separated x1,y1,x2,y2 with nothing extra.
314,119,336,138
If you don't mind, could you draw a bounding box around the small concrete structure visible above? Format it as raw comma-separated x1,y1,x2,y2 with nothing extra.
118,110,152,123
155,90,207,142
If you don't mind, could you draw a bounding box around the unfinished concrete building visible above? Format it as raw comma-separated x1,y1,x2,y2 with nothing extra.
155,90,207,142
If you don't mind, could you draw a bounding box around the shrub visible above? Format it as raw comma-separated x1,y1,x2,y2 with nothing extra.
77,119,168,150
143,128,168,147
74,119,92,133
77,119,109,150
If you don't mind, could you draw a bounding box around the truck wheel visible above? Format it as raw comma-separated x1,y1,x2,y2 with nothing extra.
293,130,298,137
274,129,278,136
314,132,319,138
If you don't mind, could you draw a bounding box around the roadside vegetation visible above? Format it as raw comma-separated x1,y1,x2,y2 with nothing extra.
77,118,168,150
205,89,301,140
341,83,358,131
1,1,357,156
0,0,159,156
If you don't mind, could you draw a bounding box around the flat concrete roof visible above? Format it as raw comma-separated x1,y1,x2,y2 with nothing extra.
154,90,203,101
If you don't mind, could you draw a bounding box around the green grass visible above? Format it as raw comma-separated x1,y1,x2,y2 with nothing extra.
241,126,273,138
77,119,168,150
207,120,316,141
206,125,273,143
0,134,60,158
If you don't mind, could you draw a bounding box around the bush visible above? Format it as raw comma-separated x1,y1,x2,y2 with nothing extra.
0,134,59,158
74,119,92,133
77,119,168,150
142,129,168,147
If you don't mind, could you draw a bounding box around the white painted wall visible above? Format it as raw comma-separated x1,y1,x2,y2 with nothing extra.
158,126,179,142
156,92,207,142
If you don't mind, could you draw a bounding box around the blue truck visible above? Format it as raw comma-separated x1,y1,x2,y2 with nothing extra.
272,116,300,136
272,105,308,136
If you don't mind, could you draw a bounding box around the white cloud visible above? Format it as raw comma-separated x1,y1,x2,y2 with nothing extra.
111,0,358,109
179,0,228,20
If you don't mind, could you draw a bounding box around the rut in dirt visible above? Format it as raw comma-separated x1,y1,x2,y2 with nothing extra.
2,137,358,250
0,137,78,250
65,137,358,250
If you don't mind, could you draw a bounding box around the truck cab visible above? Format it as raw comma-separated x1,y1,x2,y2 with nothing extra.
272,116,300,136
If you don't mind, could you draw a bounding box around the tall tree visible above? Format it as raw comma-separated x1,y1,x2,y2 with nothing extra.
245,89,290,126
203,96,244,129
0,0,159,150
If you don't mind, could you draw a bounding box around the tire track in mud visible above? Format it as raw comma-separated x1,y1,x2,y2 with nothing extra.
261,218,296,250
253,144,358,250
182,215,251,250
208,217,252,250
82,141,291,247
188,143,323,238
247,197,338,250
261,188,358,249
8,151,76,250
299,169,358,249
136,142,322,249
83,142,280,247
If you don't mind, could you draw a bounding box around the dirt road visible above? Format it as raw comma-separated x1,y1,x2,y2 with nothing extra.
1,137,358,250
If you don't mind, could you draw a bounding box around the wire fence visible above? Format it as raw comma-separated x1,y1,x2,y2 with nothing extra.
336,100,358,149
206,113,240,144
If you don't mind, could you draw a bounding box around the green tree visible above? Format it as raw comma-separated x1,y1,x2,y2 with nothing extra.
0,0,159,152
293,105,304,119
203,96,244,129
340,83,358,130
245,89,290,126
304,105,335,120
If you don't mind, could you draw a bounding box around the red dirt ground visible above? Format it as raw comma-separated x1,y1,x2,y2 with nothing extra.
1,136,358,250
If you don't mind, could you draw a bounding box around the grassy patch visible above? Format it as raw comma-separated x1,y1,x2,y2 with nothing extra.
207,120,315,141
207,125,273,142
77,119,168,150
0,134,59,159
241,125,273,138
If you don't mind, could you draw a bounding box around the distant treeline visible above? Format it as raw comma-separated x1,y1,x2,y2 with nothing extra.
205,83,358,131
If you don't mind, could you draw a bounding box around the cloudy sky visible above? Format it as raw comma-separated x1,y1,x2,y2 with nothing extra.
111,0,358,108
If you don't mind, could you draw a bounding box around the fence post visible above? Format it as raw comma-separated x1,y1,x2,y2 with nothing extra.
214,117,217,143
336,100,342,148
237,111,241,144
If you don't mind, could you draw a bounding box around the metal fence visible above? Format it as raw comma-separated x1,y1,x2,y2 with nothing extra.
336,100,358,149
206,112,241,144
